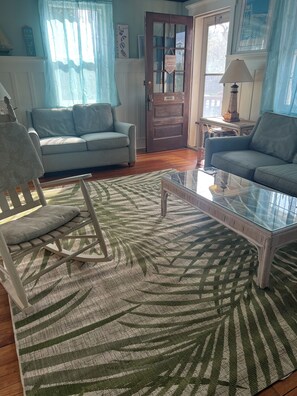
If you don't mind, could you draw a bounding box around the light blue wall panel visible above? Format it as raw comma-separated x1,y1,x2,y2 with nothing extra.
0,0,185,58
0,0,43,57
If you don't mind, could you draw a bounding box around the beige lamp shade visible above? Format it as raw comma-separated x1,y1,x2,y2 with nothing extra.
220,59,253,84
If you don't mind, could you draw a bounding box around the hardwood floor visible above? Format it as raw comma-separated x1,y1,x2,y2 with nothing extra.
0,148,296,396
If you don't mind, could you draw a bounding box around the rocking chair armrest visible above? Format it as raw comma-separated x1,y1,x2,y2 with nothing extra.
40,174,92,188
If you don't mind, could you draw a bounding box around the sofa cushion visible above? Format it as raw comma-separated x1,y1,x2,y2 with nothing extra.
73,103,114,135
250,112,297,162
40,136,87,155
81,132,129,151
211,150,287,180
254,164,297,197
32,108,76,138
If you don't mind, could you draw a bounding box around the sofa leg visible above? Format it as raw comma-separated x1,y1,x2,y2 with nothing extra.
128,162,135,167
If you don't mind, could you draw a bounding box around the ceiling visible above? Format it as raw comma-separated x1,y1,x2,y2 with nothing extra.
166,0,188,2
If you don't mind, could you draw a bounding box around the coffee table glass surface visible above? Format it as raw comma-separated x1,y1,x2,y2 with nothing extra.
161,169,297,288
163,169,297,231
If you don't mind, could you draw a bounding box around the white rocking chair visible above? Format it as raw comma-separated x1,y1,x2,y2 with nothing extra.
0,122,109,312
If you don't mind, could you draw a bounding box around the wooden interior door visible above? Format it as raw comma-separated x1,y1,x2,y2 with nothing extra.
145,12,193,152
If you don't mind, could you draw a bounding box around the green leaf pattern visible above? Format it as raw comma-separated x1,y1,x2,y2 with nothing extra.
11,170,297,395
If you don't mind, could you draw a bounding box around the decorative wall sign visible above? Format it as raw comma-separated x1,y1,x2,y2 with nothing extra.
165,54,176,74
116,24,129,59
22,26,36,56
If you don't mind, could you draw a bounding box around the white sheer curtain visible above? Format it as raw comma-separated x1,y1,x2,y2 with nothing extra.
39,0,119,107
261,0,297,115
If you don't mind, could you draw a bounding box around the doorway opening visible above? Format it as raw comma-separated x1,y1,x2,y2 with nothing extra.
188,10,230,148
201,12,230,118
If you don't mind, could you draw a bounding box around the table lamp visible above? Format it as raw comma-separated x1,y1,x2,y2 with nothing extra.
220,59,253,122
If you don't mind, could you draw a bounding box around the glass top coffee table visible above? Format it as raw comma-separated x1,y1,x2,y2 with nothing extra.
161,169,297,288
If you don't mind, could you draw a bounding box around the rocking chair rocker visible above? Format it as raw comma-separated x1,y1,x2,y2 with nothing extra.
0,122,109,312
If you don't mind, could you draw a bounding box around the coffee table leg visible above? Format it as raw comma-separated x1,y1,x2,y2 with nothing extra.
161,189,169,217
256,238,276,289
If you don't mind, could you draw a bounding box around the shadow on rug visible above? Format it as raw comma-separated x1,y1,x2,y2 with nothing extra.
11,170,297,395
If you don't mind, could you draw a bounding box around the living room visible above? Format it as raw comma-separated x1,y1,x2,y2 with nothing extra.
0,0,297,395
0,0,266,150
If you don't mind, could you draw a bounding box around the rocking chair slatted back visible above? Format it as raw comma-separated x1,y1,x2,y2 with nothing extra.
0,181,44,220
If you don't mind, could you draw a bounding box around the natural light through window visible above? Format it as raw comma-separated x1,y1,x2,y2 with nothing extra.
40,0,118,107
203,18,229,117
47,11,95,65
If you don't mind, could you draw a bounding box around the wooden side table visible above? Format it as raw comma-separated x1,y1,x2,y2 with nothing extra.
196,117,256,166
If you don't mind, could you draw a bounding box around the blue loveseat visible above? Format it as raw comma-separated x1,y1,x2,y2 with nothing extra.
204,112,297,196
27,103,136,173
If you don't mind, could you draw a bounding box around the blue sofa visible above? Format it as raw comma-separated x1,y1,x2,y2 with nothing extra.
204,112,297,196
27,103,136,173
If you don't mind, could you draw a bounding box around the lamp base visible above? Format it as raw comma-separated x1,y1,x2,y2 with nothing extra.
222,111,240,123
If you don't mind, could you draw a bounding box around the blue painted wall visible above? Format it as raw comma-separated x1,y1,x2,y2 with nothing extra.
0,0,185,58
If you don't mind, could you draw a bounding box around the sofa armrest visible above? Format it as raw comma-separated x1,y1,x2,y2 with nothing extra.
114,121,136,163
28,128,42,158
204,135,252,168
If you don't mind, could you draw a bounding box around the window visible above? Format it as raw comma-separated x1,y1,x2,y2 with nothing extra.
39,0,119,107
201,13,230,117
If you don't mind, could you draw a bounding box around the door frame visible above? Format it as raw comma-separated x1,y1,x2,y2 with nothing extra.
145,11,193,152
187,7,231,149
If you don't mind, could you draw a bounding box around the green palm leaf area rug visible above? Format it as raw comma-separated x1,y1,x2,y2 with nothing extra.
10,170,297,396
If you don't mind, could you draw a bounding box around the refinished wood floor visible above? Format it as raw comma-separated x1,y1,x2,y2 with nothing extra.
0,148,296,396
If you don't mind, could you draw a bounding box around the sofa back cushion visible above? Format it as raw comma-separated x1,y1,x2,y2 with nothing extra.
250,112,297,162
31,108,76,138
73,103,114,135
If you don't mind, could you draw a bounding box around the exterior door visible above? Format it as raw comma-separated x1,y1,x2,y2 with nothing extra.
145,12,193,152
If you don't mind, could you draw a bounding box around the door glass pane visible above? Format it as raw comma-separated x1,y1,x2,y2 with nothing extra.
203,75,224,117
175,72,184,92
154,71,163,93
165,23,175,49
176,24,186,48
206,22,229,74
152,22,186,94
154,48,164,70
202,17,229,117
176,49,184,71
164,72,174,93
153,23,164,47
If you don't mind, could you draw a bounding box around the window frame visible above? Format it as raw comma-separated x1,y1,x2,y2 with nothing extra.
199,11,230,118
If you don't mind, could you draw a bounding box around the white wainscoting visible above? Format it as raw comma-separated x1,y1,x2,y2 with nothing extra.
0,56,146,149
115,58,146,149
0,56,46,126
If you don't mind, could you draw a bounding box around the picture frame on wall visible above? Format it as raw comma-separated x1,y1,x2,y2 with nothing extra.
233,0,275,53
